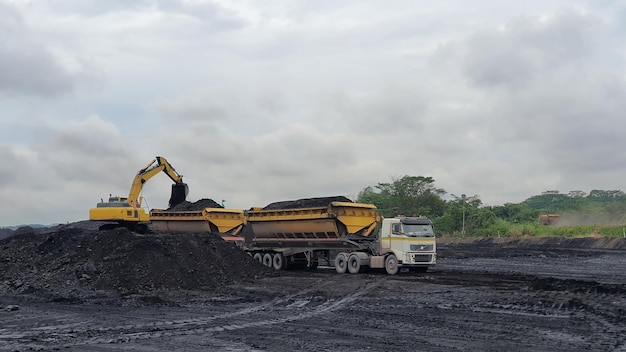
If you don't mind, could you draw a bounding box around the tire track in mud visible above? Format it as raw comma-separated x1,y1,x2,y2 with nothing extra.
0,278,381,350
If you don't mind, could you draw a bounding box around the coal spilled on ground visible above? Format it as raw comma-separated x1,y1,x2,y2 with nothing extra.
0,221,276,302
262,195,352,210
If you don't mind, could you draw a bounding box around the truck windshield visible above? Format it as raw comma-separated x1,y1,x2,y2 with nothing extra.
402,224,435,237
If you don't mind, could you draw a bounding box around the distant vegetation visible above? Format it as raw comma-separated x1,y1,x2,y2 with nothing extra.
356,176,626,238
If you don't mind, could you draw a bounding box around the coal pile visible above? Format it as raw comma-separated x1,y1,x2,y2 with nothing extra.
168,198,223,211
0,228,14,240
0,222,275,300
263,196,353,210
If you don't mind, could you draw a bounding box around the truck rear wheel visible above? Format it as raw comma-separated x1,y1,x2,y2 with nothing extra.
334,253,347,274
262,253,273,267
385,254,399,275
348,254,361,274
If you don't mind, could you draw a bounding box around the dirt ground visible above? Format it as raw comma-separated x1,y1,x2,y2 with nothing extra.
0,228,624,352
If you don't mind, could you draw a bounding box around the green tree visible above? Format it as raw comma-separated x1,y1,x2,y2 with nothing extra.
488,203,539,223
356,175,446,218
435,195,495,235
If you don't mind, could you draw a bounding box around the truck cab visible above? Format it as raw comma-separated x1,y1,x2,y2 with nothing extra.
376,216,437,273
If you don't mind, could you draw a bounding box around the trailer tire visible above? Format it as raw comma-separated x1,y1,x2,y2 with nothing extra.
385,254,399,275
263,253,273,267
348,254,361,274
272,253,285,270
253,253,263,263
335,253,348,274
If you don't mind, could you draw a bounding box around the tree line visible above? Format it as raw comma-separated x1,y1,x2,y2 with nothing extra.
356,175,626,236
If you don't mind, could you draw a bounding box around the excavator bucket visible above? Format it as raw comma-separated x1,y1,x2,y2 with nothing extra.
169,183,189,208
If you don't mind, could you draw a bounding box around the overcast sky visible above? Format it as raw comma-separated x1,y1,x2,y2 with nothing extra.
1,0,625,226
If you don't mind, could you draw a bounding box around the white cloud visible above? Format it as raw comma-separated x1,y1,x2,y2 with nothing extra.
1,0,626,225
0,2,100,98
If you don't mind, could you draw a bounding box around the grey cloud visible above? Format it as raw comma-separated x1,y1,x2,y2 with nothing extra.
30,115,134,185
0,3,84,97
321,87,429,135
461,10,598,88
153,88,291,138
155,90,242,122
0,144,18,186
45,0,245,30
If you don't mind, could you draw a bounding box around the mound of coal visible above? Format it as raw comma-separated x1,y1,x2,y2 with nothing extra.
0,227,14,240
263,196,353,210
0,223,275,298
168,198,222,211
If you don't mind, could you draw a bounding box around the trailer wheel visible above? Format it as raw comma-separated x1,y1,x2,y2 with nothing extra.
272,253,285,270
348,254,361,274
334,253,347,274
253,253,263,263
263,253,273,267
385,254,399,275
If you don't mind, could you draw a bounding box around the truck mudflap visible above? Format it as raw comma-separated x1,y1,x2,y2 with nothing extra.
150,208,245,237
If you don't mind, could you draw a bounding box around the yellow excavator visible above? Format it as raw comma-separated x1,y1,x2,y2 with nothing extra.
89,156,189,233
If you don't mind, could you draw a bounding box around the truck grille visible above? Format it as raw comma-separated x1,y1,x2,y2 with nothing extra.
410,244,434,252
413,254,432,263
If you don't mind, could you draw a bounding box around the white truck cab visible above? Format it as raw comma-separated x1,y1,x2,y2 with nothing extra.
335,216,437,275
377,216,437,274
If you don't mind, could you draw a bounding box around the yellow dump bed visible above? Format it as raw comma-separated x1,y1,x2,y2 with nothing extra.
245,202,380,245
150,208,245,237
149,201,380,249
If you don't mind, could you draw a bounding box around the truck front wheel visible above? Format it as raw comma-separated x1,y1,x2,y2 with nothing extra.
385,254,399,275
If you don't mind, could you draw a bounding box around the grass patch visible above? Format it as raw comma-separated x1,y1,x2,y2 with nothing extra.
443,222,626,238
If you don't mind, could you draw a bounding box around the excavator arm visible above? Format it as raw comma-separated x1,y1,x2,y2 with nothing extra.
127,156,188,208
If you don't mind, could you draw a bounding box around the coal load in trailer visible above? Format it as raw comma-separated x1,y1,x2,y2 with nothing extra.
262,196,353,210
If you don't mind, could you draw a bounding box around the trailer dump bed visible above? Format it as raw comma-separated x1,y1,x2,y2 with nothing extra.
150,208,245,237
244,201,380,249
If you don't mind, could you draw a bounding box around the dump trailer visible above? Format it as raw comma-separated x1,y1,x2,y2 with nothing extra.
243,201,380,270
150,207,245,242
149,198,436,275
244,202,436,274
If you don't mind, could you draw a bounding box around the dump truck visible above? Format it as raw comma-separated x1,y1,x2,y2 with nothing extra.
539,214,560,226
89,156,188,233
151,197,437,274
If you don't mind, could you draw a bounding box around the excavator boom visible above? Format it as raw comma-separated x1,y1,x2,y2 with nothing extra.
127,156,187,208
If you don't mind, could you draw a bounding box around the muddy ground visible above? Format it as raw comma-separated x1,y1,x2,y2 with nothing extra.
0,232,624,351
